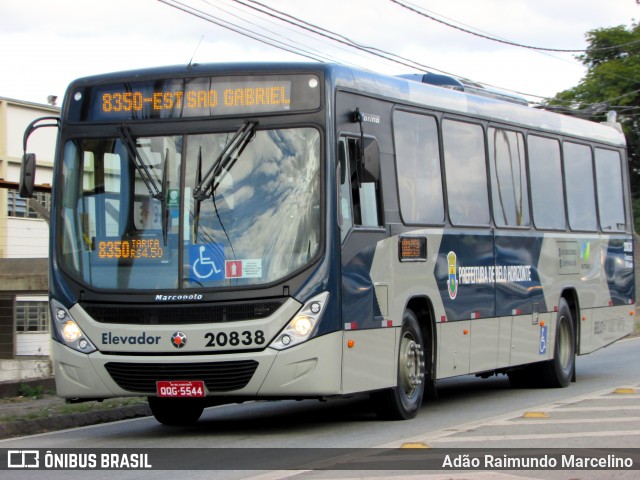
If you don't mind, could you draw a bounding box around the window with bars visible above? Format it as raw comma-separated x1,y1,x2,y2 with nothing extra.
15,300,50,332
7,190,51,219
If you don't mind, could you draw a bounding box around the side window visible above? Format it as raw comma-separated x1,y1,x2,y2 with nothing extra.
528,135,566,230
443,120,490,226
488,128,530,227
338,136,382,239
338,139,353,240
563,142,597,231
393,111,444,224
595,148,626,231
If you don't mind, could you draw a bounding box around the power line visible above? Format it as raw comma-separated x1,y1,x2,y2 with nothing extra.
231,0,460,75
390,0,640,53
159,0,639,109
157,0,326,62
199,0,364,67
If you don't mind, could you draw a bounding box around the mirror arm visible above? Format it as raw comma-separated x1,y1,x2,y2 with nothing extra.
20,116,60,198
351,108,364,189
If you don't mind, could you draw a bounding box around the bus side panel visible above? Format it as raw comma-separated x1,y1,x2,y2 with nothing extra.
469,317,501,373
536,233,634,355
584,305,634,354
604,235,635,305
341,328,397,394
494,232,546,317
436,231,496,321
580,234,634,354
436,321,471,377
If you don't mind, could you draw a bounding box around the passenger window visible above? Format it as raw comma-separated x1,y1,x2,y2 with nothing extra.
393,111,444,224
563,142,597,231
528,135,566,230
488,128,530,227
595,148,626,231
443,120,490,226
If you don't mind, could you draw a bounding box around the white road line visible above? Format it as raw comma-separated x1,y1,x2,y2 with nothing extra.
550,405,640,412
431,430,640,443
494,416,640,425
378,381,640,448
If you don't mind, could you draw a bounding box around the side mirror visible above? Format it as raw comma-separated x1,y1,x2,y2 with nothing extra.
19,153,36,198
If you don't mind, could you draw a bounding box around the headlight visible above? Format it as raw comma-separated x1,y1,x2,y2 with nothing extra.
51,299,96,353
270,292,329,350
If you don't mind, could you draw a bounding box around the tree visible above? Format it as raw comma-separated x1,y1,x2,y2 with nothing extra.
546,22,640,229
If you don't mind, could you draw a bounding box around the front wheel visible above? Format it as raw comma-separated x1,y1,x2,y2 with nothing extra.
373,309,425,420
147,396,205,426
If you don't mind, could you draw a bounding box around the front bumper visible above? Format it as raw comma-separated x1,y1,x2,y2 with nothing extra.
52,331,343,399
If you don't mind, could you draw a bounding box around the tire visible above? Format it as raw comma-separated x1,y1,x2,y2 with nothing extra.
539,298,575,388
373,309,426,420
148,396,205,426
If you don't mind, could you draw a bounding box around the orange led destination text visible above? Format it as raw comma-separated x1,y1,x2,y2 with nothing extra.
98,239,164,260
102,85,291,113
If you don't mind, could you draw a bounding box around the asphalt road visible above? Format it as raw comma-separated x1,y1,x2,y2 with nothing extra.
1,336,639,480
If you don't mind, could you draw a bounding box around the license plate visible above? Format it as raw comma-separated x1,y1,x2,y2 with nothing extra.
156,380,205,398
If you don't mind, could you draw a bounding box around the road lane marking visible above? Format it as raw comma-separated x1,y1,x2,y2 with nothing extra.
431,429,640,443
378,382,640,448
494,416,640,425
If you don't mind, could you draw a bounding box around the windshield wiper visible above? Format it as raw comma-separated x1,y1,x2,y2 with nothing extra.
119,126,170,245
161,148,169,246
193,146,204,243
119,126,162,200
192,121,256,201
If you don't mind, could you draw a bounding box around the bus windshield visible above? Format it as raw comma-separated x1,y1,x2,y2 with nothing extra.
59,127,321,290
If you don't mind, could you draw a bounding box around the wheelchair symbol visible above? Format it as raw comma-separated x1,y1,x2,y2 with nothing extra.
192,245,222,279
539,325,547,354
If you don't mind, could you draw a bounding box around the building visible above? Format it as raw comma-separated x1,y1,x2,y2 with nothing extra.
0,96,58,381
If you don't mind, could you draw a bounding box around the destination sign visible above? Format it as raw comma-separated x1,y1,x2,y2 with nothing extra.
399,236,427,262
69,74,321,122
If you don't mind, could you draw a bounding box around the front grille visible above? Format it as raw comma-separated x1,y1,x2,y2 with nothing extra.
104,360,259,393
81,299,285,325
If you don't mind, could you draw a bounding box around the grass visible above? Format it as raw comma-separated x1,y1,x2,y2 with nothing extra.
0,395,148,424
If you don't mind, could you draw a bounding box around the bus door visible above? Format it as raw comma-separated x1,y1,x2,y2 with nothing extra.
338,135,388,331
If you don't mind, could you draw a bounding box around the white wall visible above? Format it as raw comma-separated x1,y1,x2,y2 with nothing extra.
3,217,49,257
16,333,51,356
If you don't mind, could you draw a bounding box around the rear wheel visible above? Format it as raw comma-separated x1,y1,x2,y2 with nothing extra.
373,309,425,420
539,298,575,387
147,396,205,426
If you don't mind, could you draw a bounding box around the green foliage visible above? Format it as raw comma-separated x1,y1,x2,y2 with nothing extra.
18,383,45,399
547,22,640,231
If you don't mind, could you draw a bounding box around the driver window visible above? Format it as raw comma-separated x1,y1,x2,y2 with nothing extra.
338,136,382,240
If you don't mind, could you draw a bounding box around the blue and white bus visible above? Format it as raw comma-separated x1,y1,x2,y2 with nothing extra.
21,63,635,425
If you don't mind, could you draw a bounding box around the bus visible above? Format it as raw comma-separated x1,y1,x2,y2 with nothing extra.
21,63,635,425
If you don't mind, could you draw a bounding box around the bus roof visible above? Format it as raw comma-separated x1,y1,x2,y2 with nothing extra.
67,62,626,148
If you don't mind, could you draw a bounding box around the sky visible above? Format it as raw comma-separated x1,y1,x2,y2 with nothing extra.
1,0,639,106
